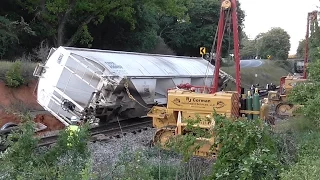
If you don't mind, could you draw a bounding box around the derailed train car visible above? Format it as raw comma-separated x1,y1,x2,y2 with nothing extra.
33,46,231,126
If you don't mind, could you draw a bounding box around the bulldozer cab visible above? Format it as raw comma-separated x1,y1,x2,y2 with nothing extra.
267,91,280,101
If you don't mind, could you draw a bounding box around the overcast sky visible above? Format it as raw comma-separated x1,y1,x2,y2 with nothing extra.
240,0,319,54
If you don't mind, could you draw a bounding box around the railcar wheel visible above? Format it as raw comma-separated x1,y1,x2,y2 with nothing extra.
0,122,18,152
1,122,18,130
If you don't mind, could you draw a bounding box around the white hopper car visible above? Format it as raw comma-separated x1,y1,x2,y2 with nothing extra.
33,46,232,126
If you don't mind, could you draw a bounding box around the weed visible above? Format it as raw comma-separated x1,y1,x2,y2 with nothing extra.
0,113,92,179
159,113,285,179
280,131,320,180
5,61,24,87
0,60,36,85
211,115,281,180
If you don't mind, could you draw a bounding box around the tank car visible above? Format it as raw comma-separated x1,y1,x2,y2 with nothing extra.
33,46,231,126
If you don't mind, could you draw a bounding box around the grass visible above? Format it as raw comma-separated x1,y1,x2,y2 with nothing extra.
272,114,320,180
280,129,320,180
0,60,37,83
222,60,293,90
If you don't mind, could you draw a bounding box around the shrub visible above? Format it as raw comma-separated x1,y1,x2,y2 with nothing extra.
0,113,93,179
280,131,320,180
162,114,285,179
210,115,281,180
5,61,24,87
287,56,320,129
101,144,211,180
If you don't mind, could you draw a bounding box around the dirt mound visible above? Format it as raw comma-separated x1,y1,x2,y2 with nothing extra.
0,80,65,132
34,114,65,131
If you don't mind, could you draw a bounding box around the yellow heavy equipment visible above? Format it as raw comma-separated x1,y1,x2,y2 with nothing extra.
148,89,270,157
266,74,306,116
266,10,317,116
147,0,271,158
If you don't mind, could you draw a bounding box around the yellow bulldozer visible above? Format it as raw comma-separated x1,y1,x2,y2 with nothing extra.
147,89,271,157
147,0,271,158
266,74,306,116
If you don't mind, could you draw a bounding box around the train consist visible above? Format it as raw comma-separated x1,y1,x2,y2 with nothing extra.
33,46,233,126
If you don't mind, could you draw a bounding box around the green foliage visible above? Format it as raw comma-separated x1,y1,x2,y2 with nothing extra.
90,0,190,53
0,114,38,179
240,27,291,60
0,16,34,58
5,61,24,87
280,131,320,179
0,114,93,179
111,147,156,180
258,27,291,60
307,53,320,80
16,0,189,50
210,115,281,180
309,19,320,61
163,113,285,179
295,94,320,128
160,0,245,57
0,61,36,84
287,82,320,105
274,60,292,72
18,0,136,46
164,115,213,161
287,53,320,128
296,39,306,59
0,0,246,58
102,145,211,179
240,36,257,59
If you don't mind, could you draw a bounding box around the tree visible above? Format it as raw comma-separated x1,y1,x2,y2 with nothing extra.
296,39,306,59
309,19,320,62
254,32,266,58
159,0,245,57
18,0,136,47
259,27,291,60
0,16,34,58
240,32,256,59
89,0,190,52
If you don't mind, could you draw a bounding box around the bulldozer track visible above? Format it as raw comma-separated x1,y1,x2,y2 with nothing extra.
34,117,152,147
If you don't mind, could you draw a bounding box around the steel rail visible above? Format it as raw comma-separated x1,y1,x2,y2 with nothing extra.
37,117,152,147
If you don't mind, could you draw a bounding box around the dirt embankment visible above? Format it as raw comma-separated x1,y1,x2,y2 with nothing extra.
0,80,65,132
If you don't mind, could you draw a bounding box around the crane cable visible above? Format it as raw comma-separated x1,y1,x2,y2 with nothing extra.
203,7,231,91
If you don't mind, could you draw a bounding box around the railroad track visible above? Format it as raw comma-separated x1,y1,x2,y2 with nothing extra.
37,117,153,147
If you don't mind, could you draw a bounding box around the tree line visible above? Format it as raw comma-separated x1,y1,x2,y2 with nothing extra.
2,0,315,61
0,0,246,60
240,27,291,60
240,13,320,61
296,18,320,61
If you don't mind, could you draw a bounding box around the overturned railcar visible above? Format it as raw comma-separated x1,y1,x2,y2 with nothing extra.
33,46,230,126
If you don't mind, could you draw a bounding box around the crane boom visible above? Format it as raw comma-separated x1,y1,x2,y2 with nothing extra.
212,0,241,94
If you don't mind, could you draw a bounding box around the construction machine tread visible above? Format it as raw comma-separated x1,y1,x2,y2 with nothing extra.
153,126,176,147
275,102,294,117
